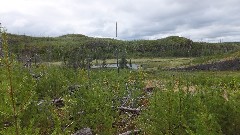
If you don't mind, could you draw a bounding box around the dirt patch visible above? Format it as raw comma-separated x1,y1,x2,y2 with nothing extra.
144,79,164,90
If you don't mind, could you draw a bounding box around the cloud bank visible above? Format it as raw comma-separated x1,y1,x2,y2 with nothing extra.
1,0,240,42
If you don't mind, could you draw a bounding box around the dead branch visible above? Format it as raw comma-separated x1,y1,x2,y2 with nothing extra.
117,106,141,114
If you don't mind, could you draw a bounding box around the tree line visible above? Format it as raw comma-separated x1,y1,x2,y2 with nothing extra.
5,33,240,68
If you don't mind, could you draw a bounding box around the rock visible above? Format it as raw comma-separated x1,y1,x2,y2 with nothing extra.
72,128,92,135
144,87,154,93
52,98,64,108
31,73,43,80
3,121,12,127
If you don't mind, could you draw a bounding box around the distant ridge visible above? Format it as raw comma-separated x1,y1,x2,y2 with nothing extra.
59,34,89,38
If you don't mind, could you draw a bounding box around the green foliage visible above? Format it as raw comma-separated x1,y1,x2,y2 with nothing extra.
137,71,240,135
67,82,116,134
6,34,240,62
1,29,240,135
63,46,91,69
138,83,221,134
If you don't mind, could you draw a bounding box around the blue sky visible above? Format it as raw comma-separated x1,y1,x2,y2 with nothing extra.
1,0,240,42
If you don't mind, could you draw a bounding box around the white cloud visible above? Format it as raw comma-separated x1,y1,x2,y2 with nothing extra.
1,0,240,42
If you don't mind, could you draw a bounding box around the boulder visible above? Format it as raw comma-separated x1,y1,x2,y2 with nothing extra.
72,128,92,135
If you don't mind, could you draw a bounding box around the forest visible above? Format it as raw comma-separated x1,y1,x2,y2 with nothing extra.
1,26,240,135
7,33,240,61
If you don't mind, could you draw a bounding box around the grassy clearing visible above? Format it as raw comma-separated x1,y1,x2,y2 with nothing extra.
191,50,240,66
93,57,194,70
131,57,194,69
41,57,195,70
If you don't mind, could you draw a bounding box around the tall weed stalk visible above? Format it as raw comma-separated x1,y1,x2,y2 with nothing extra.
1,27,19,134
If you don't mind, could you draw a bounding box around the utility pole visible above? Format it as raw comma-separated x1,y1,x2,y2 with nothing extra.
116,22,117,38
0,23,2,57
116,22,120,73
87,55,90,79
